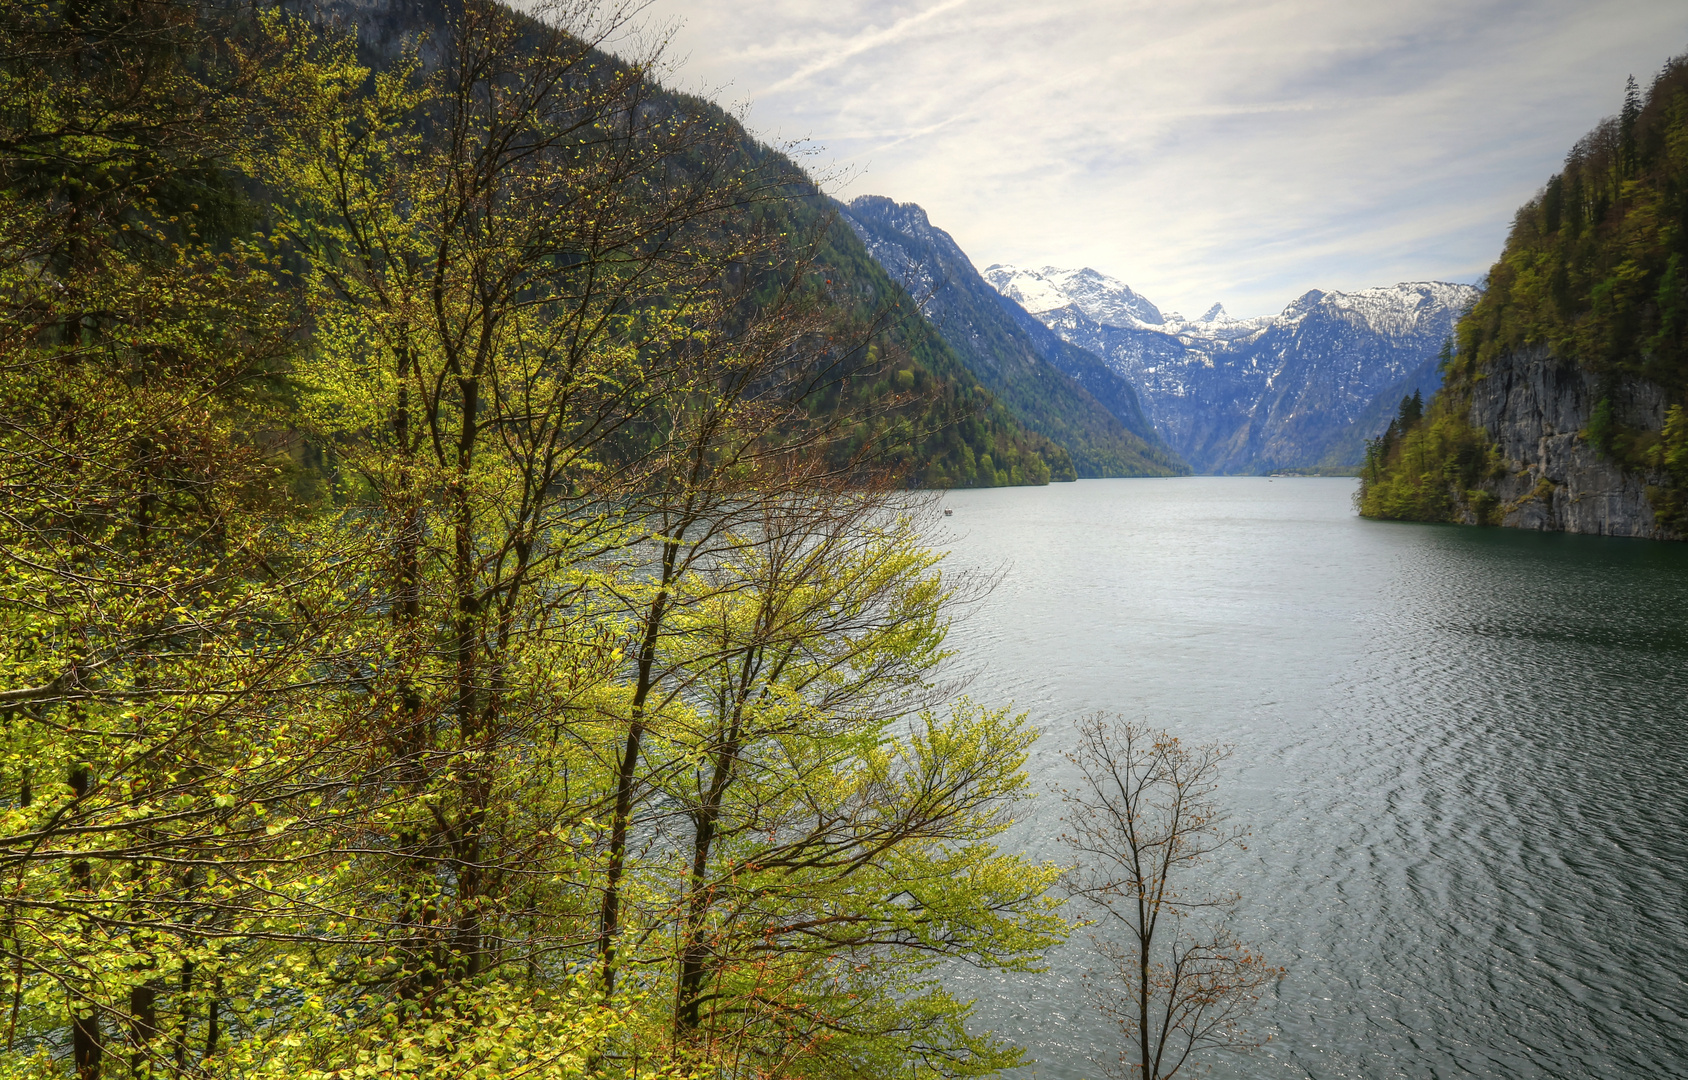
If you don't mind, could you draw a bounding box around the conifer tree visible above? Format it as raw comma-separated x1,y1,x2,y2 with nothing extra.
1620,74,1641,177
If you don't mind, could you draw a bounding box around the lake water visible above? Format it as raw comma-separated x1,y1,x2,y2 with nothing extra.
932,477,1688,1080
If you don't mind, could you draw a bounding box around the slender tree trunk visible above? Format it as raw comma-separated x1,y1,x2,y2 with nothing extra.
173,960,192,1077
438,362,486,979
389,349,437,993
204,980,219,1061
673,740,734,1034
129,977,157,1076
676,643,764,1035
68,763,100,1080
598,533,683,995
1139,928,1152,1078
7,745,28,1053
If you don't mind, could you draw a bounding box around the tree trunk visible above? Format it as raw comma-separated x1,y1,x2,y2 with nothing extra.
68,763,100,1080
598,534,682,995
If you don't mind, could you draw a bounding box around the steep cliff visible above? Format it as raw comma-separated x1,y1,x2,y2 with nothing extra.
1360,52,1688,537
1466,347,1676,537
837,196,1186,477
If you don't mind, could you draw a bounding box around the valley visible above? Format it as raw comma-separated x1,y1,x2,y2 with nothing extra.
837,194,1476,476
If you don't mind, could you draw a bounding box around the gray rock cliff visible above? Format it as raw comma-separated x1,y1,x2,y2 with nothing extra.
1468,347,1679,539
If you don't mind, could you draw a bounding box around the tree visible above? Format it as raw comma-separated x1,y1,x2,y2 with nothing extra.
0,2,398,1075
1060,716,1278,1080
1620,74,1641,177
258,0,814,1007
636,492,1064,1077
1396,390,1423,430
0,0,1075,1073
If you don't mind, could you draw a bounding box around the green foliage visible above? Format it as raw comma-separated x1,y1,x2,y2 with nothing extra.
1646,403,1688,529
1397,390,1424,429
1357,385,1503,524
0,3,1073,1079
1365,53,1688,527
1586,396,1616,453
1448,56,1688,388
797,213,1070,487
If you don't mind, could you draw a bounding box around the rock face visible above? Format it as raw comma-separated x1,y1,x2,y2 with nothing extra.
986,265,1477,474
1468,347,1678,539
838,196,1186,476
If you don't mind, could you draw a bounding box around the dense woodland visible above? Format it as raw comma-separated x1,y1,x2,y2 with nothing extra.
1359,53,1688,527
0,0,1076,1077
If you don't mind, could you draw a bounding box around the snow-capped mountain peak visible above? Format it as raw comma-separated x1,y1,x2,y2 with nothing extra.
982,263,1479,472
983,264,1164,329
1309,281,1477,337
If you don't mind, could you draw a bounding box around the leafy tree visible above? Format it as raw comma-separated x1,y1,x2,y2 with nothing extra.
1621,74,1642,178
0,1,1077,1076
636,494,1064,1075
1398,389,1424,429
0,2,402,1076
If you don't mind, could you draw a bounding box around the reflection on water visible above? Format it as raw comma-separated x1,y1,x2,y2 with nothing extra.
933,477,1688,1080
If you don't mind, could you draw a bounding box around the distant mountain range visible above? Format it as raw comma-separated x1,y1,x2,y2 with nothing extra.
838,193,1477,476
986,264,1478,474
837,197,1186,477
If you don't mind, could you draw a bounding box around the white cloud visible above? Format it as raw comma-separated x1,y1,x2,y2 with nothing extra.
624,0,1687,317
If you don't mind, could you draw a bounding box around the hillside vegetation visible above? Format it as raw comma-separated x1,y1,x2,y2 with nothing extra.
1360,54,1688,530
839,196,1187,478
0,2,1072,1078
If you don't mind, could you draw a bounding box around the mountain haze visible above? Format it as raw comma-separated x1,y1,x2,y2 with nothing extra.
838,196,1186,477
987,265,1477,473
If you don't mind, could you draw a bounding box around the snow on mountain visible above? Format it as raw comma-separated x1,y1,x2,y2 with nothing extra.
983,265,1165,329
1307,281,1476,338
984,265,1479,473
836,196,1186,477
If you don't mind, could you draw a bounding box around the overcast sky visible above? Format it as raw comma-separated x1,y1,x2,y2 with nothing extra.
617,1,1687,318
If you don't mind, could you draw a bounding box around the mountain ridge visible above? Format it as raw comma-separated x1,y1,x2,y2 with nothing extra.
837,196,1188,477
985,264,1478,473
303,0,1077,489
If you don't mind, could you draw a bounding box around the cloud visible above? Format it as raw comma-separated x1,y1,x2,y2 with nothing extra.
629,0,1688,317
757,0,974,95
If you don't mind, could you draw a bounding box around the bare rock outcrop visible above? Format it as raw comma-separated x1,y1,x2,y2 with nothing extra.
1468,347,1678,539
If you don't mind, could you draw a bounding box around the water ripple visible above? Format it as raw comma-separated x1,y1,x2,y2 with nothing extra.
931,478,1688,1080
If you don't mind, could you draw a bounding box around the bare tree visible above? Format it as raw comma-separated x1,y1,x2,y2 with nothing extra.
1060,716,1280,1080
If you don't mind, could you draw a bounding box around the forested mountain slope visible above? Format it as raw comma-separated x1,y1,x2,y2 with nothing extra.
837,196,1186,477
0,2,1073,1078
1359,55,1688,539
311,0,1071,489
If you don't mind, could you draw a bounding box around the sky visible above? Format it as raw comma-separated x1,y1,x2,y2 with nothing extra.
607,0,1688,319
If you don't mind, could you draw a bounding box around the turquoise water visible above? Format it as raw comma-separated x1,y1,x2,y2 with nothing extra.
932,477,1688,1080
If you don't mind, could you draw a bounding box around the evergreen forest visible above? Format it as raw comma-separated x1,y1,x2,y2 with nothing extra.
1358,53,1688,528
0,0,1075,1077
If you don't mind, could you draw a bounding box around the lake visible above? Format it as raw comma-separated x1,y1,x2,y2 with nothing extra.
932,477,1688,1080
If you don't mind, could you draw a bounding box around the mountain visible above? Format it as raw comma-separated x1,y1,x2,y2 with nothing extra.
986,265,1477,474
837,196,1186,477
304,0,1075,490
1358,53,1688,539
